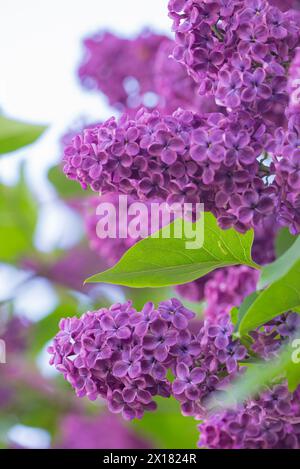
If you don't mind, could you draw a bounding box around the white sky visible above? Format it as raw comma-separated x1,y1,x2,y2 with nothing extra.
0,0,171,192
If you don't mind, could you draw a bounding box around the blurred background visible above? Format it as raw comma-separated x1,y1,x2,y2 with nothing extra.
0,0,202,449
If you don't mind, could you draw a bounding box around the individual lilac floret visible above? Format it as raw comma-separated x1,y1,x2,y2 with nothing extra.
48,299,195,420
158,298,195,329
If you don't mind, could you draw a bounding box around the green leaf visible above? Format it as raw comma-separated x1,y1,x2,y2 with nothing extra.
275,227,297,258
238,259,300,336
48,165,89,199
234,291,259,332
30,302,77,355
132,397,198,449
0,167,38,262
86,213,259,288
0,115,47,154
230,307,239,327
259,236,300,289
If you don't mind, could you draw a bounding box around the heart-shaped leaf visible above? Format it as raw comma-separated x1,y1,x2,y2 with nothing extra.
86,213,259,288
259,236,300,289
0,115,47,155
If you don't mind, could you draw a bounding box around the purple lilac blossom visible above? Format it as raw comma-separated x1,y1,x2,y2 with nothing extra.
48,299,196,420
168,0,299,126
198,310,300,448
172,315,247,418
63,108,281,232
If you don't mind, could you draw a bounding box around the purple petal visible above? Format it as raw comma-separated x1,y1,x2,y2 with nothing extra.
172,379,186,395
112,361,129,378
176,362,189,380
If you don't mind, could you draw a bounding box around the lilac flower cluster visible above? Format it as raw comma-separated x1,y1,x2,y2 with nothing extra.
64,1,300,236
57,412,149,449
63,107,281,231
48,299,195,420
172,315,247,418
78,31,166,111
48,297,250,421
198,384,300,449
48,297,300,448
78,30,213,116
198,310,300,449
168,0,299,125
